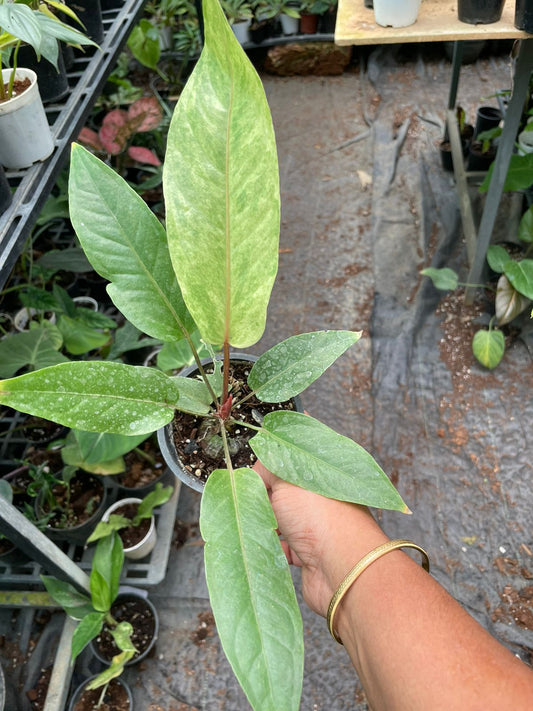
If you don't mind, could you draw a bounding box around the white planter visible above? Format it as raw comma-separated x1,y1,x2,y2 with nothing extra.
13,307,56,331
280,14,299,35
73,296,99,311
102,497,157,560
0,68,54,169
159,25,173,51
373,0,421,28
231,18,251,44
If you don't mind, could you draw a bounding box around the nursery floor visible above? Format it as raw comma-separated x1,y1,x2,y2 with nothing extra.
29,42,531,710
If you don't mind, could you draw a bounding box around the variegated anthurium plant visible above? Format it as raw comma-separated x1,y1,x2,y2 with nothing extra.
0,1,409,708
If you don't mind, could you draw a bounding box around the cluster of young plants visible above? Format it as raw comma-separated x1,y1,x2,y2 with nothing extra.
0,1,406,708
42,532,137,692
422,209,532,369
0,0,95,100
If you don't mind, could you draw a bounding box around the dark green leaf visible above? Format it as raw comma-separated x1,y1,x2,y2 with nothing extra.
518,205,533,244
480,153,533,193
0,328,68,378
487,245,511,273
420,267,458,291
71,612,105,660
504,259,533,299
40,576,93,619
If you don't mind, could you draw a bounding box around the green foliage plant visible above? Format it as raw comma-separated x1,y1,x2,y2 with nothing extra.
422,225,533,369
0,0,96,100
0,1,409,707
41,532,137,691
87,482,173,543
221,0,254,23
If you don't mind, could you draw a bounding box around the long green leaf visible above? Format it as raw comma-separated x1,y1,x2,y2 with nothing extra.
69,144,194,342
200,468,303,711
91,533,123,611
71,611,105,661
73,430,148,465
40,576,93,619
0,361,181,435
164,0,279,348
251,412,409,512
0,5,42,51
248,330,361,401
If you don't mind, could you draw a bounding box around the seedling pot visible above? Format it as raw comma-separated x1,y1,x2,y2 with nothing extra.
68,675,132,711
474,106,502,137
157,353,303,493
36,471,108,544
231,18,252,44
17,45,69,104
101,497,157,559
279,14,299,35
515,0,533,32
373,0,421,28
91,590,159,666
457,0,505,24
0,69,54,169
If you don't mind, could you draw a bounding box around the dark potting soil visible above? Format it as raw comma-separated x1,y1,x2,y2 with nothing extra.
171,360,298,485
111,502,151,549
117,440,165,489
94,599,156,662
26,665,52,711
43,474,104,530
72,678,130,711
0,78,31,103
21,416,66,444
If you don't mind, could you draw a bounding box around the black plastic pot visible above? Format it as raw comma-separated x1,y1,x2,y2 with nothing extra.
249,19,276,43
474,106,502,138
68,675,132,711
157,353,303,493
466,141,497,171
0,166,12,216
91,590,159,666
17,44,69,104
66,0,104,44
457,0,505,24
320,8,337,33
36,472,108,544
515,0,533,32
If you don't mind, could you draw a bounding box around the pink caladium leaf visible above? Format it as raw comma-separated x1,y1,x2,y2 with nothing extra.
127,146,162,166
99,109,129,154
127,96,163,132
77,127,104,151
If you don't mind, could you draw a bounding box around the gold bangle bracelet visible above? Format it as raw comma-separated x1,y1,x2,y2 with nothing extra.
327,539,430,645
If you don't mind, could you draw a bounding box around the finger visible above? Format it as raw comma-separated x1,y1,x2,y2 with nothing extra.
252,459,279,490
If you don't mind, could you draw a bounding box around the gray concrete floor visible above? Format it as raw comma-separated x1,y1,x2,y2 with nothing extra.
124,44,532,710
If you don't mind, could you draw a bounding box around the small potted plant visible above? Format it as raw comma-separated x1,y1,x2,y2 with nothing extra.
0,1,409,708
68,675,132,711
87,482,173,559
0,1,96,168
42,532,159,673
221,0,254,43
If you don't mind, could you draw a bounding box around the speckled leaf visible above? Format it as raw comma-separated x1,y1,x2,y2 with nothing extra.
248,330,361,401
69,144,194,342
200,468,303,711
251,412,409,512
0,362,182,435
164,0,279,348
472,328,505,369
495,274,531,325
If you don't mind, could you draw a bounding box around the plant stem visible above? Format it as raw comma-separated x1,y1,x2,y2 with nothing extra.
132,446,156,467
177,325,219,406
96,682,109,709
220,422,234,473
222,341,230,406
7,42,21,99
232,419,261,432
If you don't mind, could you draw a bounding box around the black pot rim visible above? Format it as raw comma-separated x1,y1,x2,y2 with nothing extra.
68,674,132,711
90,591,159,667
157,352,303,493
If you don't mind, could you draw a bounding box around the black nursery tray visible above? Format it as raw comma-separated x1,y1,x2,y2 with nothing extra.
0,481,180,588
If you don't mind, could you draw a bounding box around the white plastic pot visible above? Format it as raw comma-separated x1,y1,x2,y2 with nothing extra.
102,497,157,559
280,14,299,35
518,128,533,156
0,68,54,169
373,0,421,28
231,18,251,44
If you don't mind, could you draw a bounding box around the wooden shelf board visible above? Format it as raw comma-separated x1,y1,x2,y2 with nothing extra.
335,0,530,45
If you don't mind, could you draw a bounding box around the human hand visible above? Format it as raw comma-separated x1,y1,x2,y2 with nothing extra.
253,460,388,618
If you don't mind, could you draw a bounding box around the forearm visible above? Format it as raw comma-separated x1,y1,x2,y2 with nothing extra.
325,512,533,710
